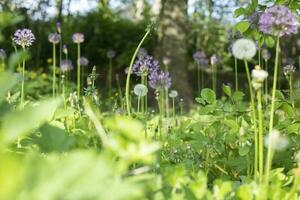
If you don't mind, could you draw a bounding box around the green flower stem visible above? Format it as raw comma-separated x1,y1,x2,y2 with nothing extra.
197,64,201,94
265,36,280,185
244,59,259,181
172,98,175,119
52,43,56,97
137,96,141,113
257,88,264,183
289,75,294,108
108,58,112,97
165,88,169,119
62,76,66,109
21,49,26,109
77,43,81,98
116,76,123,109
235,57,238,91
125,29,151,116
141,76,146,114
265,60,269,103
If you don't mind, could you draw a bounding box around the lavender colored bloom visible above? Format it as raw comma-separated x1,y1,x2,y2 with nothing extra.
60,59,73,72
72,33,84,43
63,45,68,54
0,49,6,60
133,55,160,76
193,51,209,66
80,57,89,66
13,29,35,48
56,22,62,33
137,48,148,59
48,33,61,44
259,5,299,37
106,49,116,59
283,64,295,76
262,49,271,61
149,71,172,90
210,54,219,65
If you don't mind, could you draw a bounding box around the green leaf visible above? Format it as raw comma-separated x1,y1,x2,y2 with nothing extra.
0,98,62,145
32,123,75,153
234,8,247,17
236,21,250,33
287,123,300,134
8,50,30,70
265,36,275,48
0,72,19,104
232,91,245,102
222,84,232,97
201,89,216,104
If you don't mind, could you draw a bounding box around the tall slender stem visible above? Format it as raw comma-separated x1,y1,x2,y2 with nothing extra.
257,89,264,182
125,29,151,116
197,65,201,94
265,36,280,184
21,48,26,109
235,57,238,91
77,43,81,98
289,75,294,108
52,43,56,97
244,59,258,181
108,58,112,97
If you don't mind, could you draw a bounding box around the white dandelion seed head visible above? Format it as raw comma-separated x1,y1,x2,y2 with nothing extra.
134,84,148,97
264,129,288,151
252,66,268,82
232,39,257,60
169,90,178,98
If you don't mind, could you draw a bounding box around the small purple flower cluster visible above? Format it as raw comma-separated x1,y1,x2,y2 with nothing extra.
259,5,299,37
60,59,73,72
80,57,89,66
149,71,172,90
48,33,61,44
193,51,209,66
133,55,160,76
72,33,85,43
13,29,36,48
107,49,116,59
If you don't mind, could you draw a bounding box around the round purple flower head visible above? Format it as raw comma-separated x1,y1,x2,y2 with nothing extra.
262,49,271,61
106,49,116,59
193,51,209,66
210,54,219,65
48,33,61,44
60,59,73,72
72,33,84,43
259,5,299,37
133,55,160,76
80,57,89,66
283,64,295,76
149,71,172,90
137,48,148,59
56,22,62,33
63,45,68,54
13,29,35,48
0,49,6,60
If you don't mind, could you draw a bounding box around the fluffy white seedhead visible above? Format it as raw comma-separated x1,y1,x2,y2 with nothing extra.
232,39,257,60
134,84,148,97
252,67,268,82
169,90,178,98
264,129,288,151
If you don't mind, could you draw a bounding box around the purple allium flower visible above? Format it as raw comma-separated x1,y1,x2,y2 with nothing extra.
80,57,89,66
56,22,62,33
259,5,299,37
72,33,84,43
283,64,296,76
63,45,68,54
149,71,172,90
106,49,116,59
133,55,160,76
193,51,209,66
48,33,61,44
60,59,73,72
262,49,271,61
137,48,148,59
13,29,35,48
210,54,220,65
0,49,6,60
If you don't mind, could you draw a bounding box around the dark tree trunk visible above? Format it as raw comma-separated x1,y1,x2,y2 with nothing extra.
156,0,192,104
57,0,64,22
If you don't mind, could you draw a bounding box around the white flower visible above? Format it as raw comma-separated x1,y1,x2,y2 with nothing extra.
169,90,178,98
232,39,257,60
252,66,268,82
264,130,288,151
134,84,148,97
163,56,171,66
